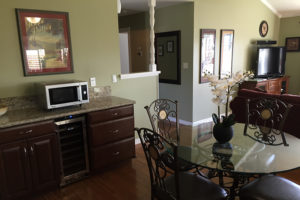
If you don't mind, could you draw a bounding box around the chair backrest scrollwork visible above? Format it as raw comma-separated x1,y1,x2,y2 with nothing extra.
244,98,293,146
144,99,179,144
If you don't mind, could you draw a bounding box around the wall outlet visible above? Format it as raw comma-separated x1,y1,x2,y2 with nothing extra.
90,77,96,87
94,87,100,93
112,74,117,83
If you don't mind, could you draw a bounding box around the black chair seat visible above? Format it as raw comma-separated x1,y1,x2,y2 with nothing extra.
164,172,227,200
239,174,300,200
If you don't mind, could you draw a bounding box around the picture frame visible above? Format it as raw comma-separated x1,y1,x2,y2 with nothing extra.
16,9,74,76
158,45,164,56
167,41,174,53
219,29,234,79
199,29,216,83
155,31,181,84
285,37,300,52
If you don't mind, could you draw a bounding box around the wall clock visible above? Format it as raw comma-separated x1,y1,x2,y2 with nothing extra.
259,20,268,37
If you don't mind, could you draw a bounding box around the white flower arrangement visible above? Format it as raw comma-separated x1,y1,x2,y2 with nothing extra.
206,71,254,127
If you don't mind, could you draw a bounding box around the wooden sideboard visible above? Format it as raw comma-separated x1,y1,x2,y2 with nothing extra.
240,76,290,95
0,103,135,200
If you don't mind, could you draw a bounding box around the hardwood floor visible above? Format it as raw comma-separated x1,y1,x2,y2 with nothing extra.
33,144,151,200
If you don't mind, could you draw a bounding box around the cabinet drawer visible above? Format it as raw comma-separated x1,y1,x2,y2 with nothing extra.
0,121,56,144
90,137,135,170
88,105,133,124
88,116,134,146
256,81,268,91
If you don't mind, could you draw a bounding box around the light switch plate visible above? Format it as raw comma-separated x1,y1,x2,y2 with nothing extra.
183,62,189,69
90,77,96,87
112,74,117,83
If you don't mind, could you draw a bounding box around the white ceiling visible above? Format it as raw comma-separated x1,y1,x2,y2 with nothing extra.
261,0,300,18
120,0,193,16
120,0,300,18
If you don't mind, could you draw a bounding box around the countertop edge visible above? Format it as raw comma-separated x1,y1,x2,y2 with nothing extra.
0,96,136,129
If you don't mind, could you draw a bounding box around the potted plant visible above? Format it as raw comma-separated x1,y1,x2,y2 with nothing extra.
206,71,254,143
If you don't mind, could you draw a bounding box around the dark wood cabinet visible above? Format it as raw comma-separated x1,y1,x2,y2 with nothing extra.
0,141,32,200
0,121,60,200
0,103,135,198
28,134,60,193
240,76,290,95
87,105,135,171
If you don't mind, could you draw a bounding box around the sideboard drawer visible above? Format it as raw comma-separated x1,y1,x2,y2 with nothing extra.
0,121,55,144
90,137,135,170
88,116,134,146
88,105,133,124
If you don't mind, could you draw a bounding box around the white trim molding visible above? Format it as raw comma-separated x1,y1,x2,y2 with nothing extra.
169,113,227,126
120,71,160,80
168,116,213,126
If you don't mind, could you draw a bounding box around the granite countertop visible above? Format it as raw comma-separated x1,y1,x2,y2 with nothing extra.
0,96,135,129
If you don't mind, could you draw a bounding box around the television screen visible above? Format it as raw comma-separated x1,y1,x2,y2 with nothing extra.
256,47,286,78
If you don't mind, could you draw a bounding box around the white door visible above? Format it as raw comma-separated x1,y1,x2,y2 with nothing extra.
119,32,130,74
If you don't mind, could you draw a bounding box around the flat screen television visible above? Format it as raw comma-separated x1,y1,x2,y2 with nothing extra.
255,46,286,78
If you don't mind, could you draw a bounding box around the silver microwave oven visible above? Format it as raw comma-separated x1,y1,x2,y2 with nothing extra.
37,80,89,109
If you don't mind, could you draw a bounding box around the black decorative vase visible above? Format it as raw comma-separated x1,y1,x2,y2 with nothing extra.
213,124,234,144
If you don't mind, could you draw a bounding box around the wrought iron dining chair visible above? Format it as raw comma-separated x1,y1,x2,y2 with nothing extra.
239,174,300,200
136,128,228,200
144,99,179,144
243,97,293,146
144,99,199,172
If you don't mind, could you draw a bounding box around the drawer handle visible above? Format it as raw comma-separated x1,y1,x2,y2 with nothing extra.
30,146,34,154
23,147,27,157
112,112,119,116
19,129,32,135
113,152,120,156
112,130,119,135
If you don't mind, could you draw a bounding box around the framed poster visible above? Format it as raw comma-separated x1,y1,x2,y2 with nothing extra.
158,45,164,56
16,9,74,76
199,29,216,83
167,41,174,53
219,29,234,79
285,37,300,52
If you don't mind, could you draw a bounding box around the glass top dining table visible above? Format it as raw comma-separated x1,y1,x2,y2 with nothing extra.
177,123,300,175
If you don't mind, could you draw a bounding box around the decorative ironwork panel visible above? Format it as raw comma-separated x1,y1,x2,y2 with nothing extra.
244,98,292,146
145,99,179,144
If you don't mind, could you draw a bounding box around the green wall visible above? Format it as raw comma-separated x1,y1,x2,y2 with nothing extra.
155,3,194,122
279,16,300,95
0,0,158,129
192,0,280,122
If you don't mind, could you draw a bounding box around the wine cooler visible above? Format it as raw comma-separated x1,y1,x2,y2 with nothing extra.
55,115,89,186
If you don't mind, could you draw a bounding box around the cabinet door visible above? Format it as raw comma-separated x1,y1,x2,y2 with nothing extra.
28,133,60,193
268,80,281,94
0,141,32,200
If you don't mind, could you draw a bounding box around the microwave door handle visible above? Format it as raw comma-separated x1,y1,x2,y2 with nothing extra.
77,86,82,101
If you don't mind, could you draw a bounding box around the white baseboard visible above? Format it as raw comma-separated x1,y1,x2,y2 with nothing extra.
169,113,227,127
168,116,213,126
